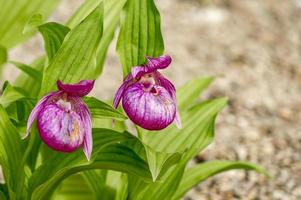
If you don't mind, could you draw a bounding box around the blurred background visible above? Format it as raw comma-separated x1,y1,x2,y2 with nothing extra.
2,0,301,199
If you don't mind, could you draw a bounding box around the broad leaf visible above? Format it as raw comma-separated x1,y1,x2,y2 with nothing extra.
0,106,24,198
0,45,7,75
14,58,45,97
0,190,7,200
115,0,178,181
38,22,70,61
99,171,128,200
177,76,214,110
0,45,7,65
10,61,42,82
0,82,26,107
172,160,269,199
131,117,217,200
128,76,228,199
143,144,182,181
116,0,164,76
82,170,107,199
28,129,152,199
39,4,104,96
67,0,127,76
84,97,127,121
0,0,60,48
52,173,95,200
32,144,151,200
23,14,43,34
142,98,228,154
66,0,102,28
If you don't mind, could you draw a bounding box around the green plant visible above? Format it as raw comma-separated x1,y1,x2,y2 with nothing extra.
0,0,267,199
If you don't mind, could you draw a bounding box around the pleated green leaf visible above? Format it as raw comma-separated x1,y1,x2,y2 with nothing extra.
10,61,42,82
82,171,107,199
0,82,26,107
172,160,268,199
28,129,152,200
142,98,227,153
130,116,217,200
116,0,164,76
23,14,43,34
0,45,7,65
52,173,96,200
14,58,45,97
177,76,214,110
95,0,127,75
128,77,228,199
38,22,70,61
0,190,7,200
0,106,24,198
0,0,60,48
67,0,127,76
66,0,103,28
0,45,7,75
143,144,182,181
84,97,127,121
39,4,104,96
131,99,226,199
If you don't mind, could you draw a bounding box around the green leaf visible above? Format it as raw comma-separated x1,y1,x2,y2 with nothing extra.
0,45,7,65
0,45,7,76
95,0,127,75
14,57,45,97
82,171,107,199
98,171,128,200
133,77,219,181
129,97,228,200
0,190,7,200
52,173,95,200
66,0,102,28
113,173,128,200
143,144,181,181
38,22,70,61
23,14,43,34
29,129,152,200
84,97,127,121
115,0,174,182
143,98,228,154
39,4,104,96
32,144,152,200
173,160,269,199
116,0,164,76
0,82,26,107
0,0,60,48
0,105,24,198
10,61,42,82
177,76,214,110
67,0,127,76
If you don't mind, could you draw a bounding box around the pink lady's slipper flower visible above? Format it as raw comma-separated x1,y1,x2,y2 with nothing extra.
114,55,181,130
25,80,94,160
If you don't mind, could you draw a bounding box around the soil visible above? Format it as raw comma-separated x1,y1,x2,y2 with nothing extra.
3,0,301,199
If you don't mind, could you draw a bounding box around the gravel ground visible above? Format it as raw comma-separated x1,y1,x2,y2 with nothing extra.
3,0,301,199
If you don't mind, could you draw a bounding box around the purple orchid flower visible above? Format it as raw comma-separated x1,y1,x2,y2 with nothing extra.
25,80,94,160
114,55,181,130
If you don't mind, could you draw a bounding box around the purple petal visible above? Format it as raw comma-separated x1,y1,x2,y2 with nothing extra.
146,55,172,69
113,74,133,109
24,91,59,139
155,72,182,128
37,103,84,152
80,103,92,161
57,80,95,97
131,55,172,79
122,83,176,130
69,97,93,160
